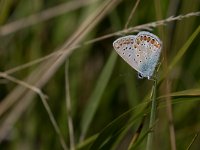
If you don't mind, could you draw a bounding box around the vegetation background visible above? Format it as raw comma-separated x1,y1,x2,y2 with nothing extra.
0,0,200,149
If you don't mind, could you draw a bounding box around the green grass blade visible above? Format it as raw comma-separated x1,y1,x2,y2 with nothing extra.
158,88,200,99
77,134,98,150
129,128,152,150
89,105,147,150
186,133,199,150
168,25,200,71
80,51,118,140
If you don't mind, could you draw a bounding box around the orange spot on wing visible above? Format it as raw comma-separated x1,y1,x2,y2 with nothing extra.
136,38,140,44
157,43,161,48
119,39,123,45
151,39,155,44
147,37,151,42
122,39,126,44
126,38,130,44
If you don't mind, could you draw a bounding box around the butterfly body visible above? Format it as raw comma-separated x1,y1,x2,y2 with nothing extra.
113,31,162,79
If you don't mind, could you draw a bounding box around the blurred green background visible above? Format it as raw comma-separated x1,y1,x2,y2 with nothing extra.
0,0,200,149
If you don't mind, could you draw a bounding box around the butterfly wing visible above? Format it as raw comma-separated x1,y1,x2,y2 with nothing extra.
113,35,144,74
135,31,162,78
113,32,162,79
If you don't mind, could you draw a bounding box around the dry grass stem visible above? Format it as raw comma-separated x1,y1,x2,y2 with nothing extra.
123,11,200,34
154,0,176,148
0,73,68,150
0,72,47,102
0,0,94,36
186,133,199,150
165,80,176,150
3,11,200,77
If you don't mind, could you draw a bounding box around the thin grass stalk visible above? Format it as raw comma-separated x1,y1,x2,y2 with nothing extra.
65,60,75,150
146,78,157,150
124,0,140,29
186,133,199,150
0,73,68,150
154,0,176,148
165,79,176,150
35,93,69,150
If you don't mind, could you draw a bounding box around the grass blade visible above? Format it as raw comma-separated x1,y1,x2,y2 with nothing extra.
169,25,200,71
80,51,118,140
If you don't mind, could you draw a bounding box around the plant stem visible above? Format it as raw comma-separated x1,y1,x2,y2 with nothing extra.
146,78,157,150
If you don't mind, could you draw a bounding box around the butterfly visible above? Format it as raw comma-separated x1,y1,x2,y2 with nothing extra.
113,31,162,79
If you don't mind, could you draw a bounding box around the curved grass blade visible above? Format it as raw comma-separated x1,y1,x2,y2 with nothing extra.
77,134,98,150
128,115,146,150
89,103,148,150
129,121,157,150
